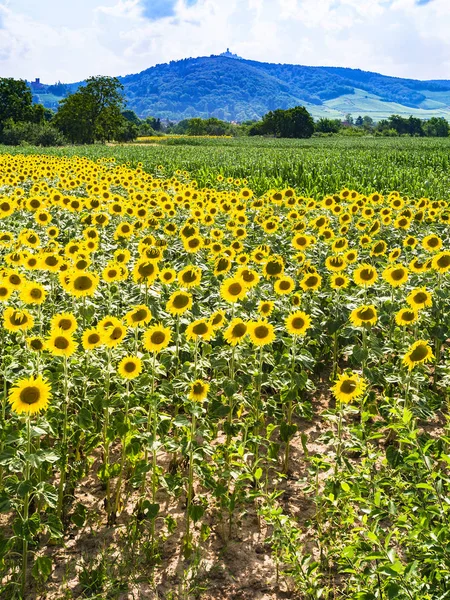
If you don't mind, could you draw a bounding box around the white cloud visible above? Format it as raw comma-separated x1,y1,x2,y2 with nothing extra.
0,0,448,82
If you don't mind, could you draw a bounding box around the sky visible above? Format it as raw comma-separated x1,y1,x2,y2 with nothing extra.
0,0,449,83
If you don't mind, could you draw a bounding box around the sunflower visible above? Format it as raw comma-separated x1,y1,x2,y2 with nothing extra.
330,273,349,289
353,264,378,287
214,256,232,277
3,307,34,332
422,234,442,253
159,268,177,284
382,264,409,288
262,257,285,279
285,310,311,336
81,327,104,351
186,319,214,342
349,305,377,327
166,291,192,316
258,300,274,317
331,372,367,404
325,255,347,272
103,324,127,348
395,308,419,327
67,271,99,298
209,310,226,330
220,277,247,303
406,287,432,311
46,329,78,357
143,324,172,353
299,273,322,292
224,318,248,346
178,265,202,288
50,312,78,334
124,305,152,328
274,276,295,295
188,379,210,402
236,267,260,289
248,320,276,346
118,356,142,380
432,251,450,273
8,375,51,415
0,282,12,302
403,340,434,371
132,260,159,285
27,336,45,352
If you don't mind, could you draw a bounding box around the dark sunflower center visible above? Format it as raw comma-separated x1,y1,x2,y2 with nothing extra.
0,202,10,211
292,317,305,330
437,255,450,268
212,314,223,325
58,319,72,330
357,308,375,321
409,345,429,362
391,269,405,281
124,361,137,373
20,386,40,405
0,287,8,297
54,336,70,350
45,256,58,266
335,277,345,286
279,280,291,290
228,282,243,296
30,288,43,299
193,323,208,335
193,383,204,395
10,312,28,326
266,261,283,275
340,380,357,395
151,331,166,345
88,333,100,344
74,275,93,291
110,327,123,340
304,276,318,287
254,325,269,339
188,238,200,248
414,292,427,304
216,258,229,271
428,237,439,248
132,309,148,322
360,269,374,281
10,275,21,285
138,263,155,277
30,339,44,351
232,323,247,337
401,311,416,322
182,270,197,283
173,294,189,309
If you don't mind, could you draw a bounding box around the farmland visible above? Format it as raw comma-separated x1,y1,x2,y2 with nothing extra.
1,136,450,599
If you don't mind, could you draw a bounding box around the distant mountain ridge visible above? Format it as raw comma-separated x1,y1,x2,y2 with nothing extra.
31,55,450,122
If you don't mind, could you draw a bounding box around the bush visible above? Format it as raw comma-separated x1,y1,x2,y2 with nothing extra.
0,121,66,146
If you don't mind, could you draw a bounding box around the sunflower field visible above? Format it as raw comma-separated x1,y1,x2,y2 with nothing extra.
1,151,450,599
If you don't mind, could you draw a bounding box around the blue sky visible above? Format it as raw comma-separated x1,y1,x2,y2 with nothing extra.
0,0,448,82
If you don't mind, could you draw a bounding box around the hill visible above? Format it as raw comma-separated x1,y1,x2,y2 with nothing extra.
31,55,450,122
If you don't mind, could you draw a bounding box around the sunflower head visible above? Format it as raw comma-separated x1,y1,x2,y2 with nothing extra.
350,305,378,328
118,356,142,380
188,379,210,402
285,310,311,336
403,340,434,371
143,324,172,353
332,372,367,404
248,320,276,346
9,375,52,415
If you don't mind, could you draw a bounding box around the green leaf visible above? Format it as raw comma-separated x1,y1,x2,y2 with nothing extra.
254,467,263,481
188,503,205,523
280,421,297,443
32,556,52,583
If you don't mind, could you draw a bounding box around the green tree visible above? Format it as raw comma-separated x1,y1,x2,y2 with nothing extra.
54,76,125,144
0,78,34,128
424,117,449,137
315,118,341,134
251,106,314,138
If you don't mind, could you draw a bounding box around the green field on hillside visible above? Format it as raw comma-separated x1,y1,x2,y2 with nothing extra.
3,135,450,197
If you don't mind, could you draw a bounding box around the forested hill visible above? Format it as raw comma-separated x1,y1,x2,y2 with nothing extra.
34,55,450,122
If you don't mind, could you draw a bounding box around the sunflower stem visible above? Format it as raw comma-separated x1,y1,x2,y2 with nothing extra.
283,337,297,474
184,409,196,558
103,348,112,517
21,416,31,599
113,380,130,519
57,355,69,520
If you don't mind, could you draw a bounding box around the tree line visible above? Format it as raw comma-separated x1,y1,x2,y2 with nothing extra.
0,75,449,145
